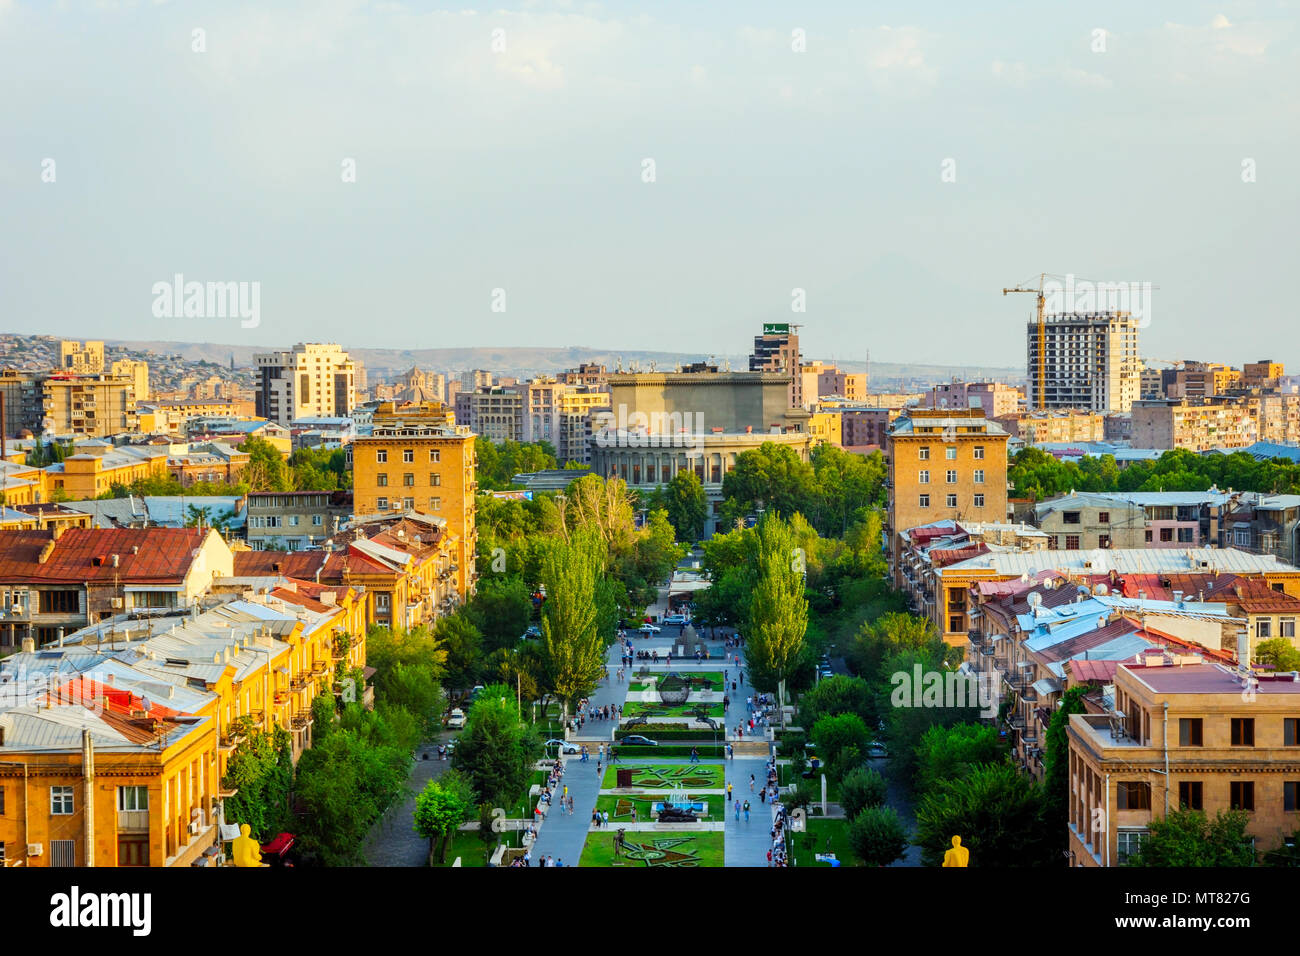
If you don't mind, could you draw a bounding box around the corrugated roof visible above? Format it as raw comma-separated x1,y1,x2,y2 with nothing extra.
0,527,210,584
944,547,1297,576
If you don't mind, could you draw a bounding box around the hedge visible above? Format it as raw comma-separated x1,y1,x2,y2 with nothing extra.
615,745,726,758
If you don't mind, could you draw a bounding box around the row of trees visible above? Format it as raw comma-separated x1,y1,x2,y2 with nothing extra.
1009,446,1300,501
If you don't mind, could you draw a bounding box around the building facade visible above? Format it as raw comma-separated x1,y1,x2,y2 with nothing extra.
1028,312,1140,413
254,343,356,426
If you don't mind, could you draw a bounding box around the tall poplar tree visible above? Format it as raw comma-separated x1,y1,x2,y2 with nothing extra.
744,513,809,726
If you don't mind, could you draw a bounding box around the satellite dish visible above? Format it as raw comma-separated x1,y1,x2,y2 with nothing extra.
141,696,153,714
1043,578,1055,590
1028,592,1043,609
1093,583,1110,596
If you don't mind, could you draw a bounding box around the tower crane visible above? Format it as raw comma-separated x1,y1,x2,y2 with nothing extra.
1003,274,1046,410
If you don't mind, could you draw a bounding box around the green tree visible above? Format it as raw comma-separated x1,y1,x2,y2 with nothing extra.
413,771,476,864
839,766,888,819
432,613,484,692
720,442,818,529
744,513,809,720
221,725,294,841
663,469,708,542
466,576,534,653
1127,809,1256,867
450,684,540,805
1255,637,1300,673
811,712,871,777
914,763,1057,867
798,675,876,732
1042,684,1088,844
914,723,1006,795
536,533,607,718
848,806,909,867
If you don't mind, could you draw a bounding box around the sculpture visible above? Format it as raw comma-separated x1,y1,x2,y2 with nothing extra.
232,824,264,867
942,835,969,867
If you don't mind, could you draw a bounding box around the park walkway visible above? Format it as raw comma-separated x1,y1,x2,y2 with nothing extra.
363,735,454,866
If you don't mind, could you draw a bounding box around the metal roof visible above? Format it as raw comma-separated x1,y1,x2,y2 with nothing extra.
944,547,1297,577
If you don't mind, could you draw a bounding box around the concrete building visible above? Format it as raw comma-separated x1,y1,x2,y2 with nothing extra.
42,375,139,438
1028,312,1141,413
59,340,105,375
926,380,1021,418
0,369,46,437
1223,494,1300,567
110,359,150,403
1067,656,1300,866
799,361,867,408
1131,397,1259,452
749,323,802,409
886,408,1010,570
1033,490,1238,551
246,490,352,550
995,410,1106,445
254,343,356,426
1244,360,1285,390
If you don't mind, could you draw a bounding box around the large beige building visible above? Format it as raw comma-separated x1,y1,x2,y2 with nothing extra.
749,323,802,409
59,340,105,375
926,380,1021,418
799,361,866,408
110,359,150,402
1131,397,1259,452
1028,312,1140,413
995,410,1106,445
42,375,139,438
254,343,356,426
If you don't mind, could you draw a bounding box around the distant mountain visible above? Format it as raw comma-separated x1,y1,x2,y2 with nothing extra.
95,337,1024,386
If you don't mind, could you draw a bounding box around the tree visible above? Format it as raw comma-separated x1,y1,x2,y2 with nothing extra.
811,713,871,778
663,469,708,542
450,684,540,805
848,806,909,867
241,437,290,491
1255,637,1300,673
744,513,809,722
798,675,876,732
413,771,475,864
720,442,818,529
432,614,483,692
466,577,534,653
221,725,294,841
1127,809,1256,867
1042,684,1088,844
914,763,1057,867
914,723,1006,795
536,533,607,718
839,766,888,819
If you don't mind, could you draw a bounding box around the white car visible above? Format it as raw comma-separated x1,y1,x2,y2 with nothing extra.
663,614,689,626
446,708,466,729
545,739,581,754
638,623,662,634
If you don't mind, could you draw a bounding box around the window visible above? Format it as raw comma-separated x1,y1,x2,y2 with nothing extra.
1098,534,1112,549
918,495,930,508
288,515,299,527
403,473,415,487
376,449,387,463
1098,511,1110,523
1160,527,1174,542
945,447,956,460
1282,618,1296,638
1145,529,1153,543
1065,535,1081,551
312,514,323,526
376,497,388,511
1256,620,1272,639
430,497,442,511
918,470,930,484
430,473,442,486
973,446,985,460
1115,829,1147,864
377,473,388,487
1116,781,1151,810
51,786,74,815
1178,781,1203,811
0,787,4,815
945,470,957,484
973,469,985,484
1179,718,1204,747
946,494,957,508
1286,718,1300,747
403,449,414,463
1230,781,1255,811
429,449,441,463
118,786,148,811
973,494,985,508
918,447,930,461
1286,781,1300,813
403,497,414,510
1063,511,1081,525
1177,527,1194,543
1231,718,1255,747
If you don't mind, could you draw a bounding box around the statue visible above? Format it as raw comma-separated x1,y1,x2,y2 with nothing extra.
232,824,264,867
942,835,969,867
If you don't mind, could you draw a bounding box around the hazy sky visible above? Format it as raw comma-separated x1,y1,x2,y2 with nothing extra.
2,1,1296,368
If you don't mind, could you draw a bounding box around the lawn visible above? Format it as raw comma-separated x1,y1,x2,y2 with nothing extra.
580,830,725,867
780,763,841,805
594,793,716,822
789,819,857,867
622,701,725,719
601,763,725,790
626,672,726,693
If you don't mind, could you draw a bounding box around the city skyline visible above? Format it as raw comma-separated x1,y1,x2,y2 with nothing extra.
2,1,1296,366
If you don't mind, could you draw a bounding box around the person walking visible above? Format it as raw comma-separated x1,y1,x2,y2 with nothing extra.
743,799,751,822
602,811,610,828
734,799,741,821
749,774,755,792
726,782,733,802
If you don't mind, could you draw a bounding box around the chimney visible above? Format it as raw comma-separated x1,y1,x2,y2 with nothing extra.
1239,631,1252,672
37,540,56,564
20,637,35,654
52,524,66,541
1172,589,1183,606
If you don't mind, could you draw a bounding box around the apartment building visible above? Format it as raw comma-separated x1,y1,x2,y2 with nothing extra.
926,380,1021,418
0,526,233,649
1067,657,1300,866
749,323,802,409
349,402,477,601
1033,490,1238,551
1131,397,1259,451
520,379,610,465
1223,494,1300,567
1244,360,1285,389
885,409,1010,568
799,361,867,408
59,340,105,375
0,370,48,437
42,375,139,438
111,359,150,403
1028,312,1141,413
995,410,1105,445
245,490,352,550
254,343,356,426
457,385,523,443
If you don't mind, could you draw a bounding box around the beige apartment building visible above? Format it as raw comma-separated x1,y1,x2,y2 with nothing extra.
1028,312,1141,413
254,343,356,426
995,410,1105,445
59,340,105,375
110,359,150,402
42,375,139,438
1132,398,1259,452
799,361,867,408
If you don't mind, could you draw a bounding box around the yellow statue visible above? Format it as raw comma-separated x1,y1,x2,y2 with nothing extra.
232,824,264,867
942,835,969,867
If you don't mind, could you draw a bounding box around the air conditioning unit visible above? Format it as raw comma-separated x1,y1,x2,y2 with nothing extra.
27,843,43,857
188,821,201,835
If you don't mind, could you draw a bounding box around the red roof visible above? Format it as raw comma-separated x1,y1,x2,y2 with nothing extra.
1067,659,1121,683
0,528,210,585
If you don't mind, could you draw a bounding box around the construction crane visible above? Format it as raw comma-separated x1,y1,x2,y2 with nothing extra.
1003,273,1047,410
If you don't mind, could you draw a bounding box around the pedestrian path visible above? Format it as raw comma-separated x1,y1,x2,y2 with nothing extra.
723,756,775,867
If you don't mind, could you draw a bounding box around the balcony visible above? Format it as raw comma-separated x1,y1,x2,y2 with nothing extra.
117,809,149,832
1004,713,1025,731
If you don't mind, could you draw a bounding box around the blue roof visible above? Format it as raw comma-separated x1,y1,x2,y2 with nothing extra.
1205,441,1300,463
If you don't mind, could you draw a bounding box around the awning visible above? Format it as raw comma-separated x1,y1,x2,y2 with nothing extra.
1032,678,1062,696
261,832,295,857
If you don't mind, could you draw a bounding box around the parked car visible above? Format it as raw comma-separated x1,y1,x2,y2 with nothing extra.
638,623,661,634
446,708,466,729
523,625,541,639
621,735,659,746
664,614,689,626
867,739,889,759
545,739,581,754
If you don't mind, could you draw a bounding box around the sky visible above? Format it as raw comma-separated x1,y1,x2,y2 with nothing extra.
1,0,1296,369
